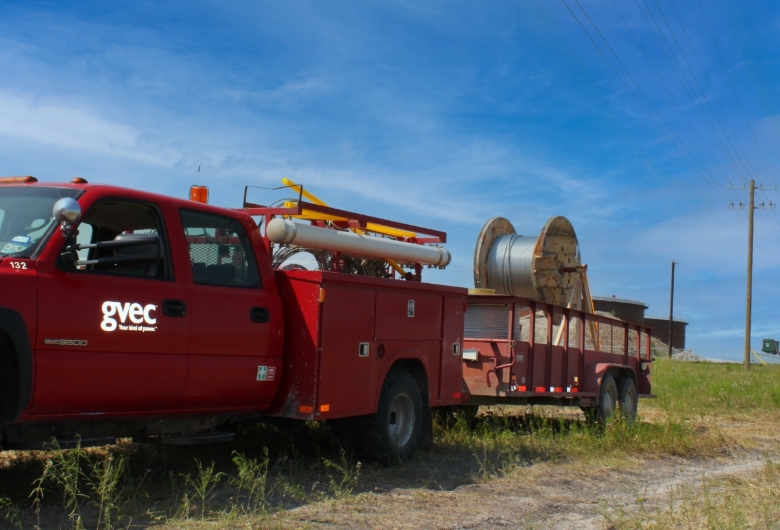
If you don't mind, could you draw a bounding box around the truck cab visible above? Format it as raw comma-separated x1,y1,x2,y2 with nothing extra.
0,179,284,446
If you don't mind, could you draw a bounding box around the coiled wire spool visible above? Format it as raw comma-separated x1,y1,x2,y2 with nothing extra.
487,234,538,298
473,216,581,306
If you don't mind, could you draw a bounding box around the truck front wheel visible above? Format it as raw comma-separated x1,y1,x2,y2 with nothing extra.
360,369,423,463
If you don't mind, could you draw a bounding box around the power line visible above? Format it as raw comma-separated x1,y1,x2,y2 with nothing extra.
738,207,780,263
636,0,750,185
731,184,780,264
650,0,753,184
665,0,762,184
696,0,778,188
563,0,735,202
564,1,780,264
609,0,737,193
757,188,780,246
734,208,780,266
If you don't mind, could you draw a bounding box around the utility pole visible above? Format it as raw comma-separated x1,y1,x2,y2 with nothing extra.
668,261,676,359
729,180,777,370
745,179,754,370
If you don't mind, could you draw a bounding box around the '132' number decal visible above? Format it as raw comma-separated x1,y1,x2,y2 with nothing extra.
10,261,27,269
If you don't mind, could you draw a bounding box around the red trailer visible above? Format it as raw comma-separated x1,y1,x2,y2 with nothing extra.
0,177,652,461
463,294,652,420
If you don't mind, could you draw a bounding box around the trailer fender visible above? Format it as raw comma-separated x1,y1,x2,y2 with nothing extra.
0,308,32,424
584,363,637,400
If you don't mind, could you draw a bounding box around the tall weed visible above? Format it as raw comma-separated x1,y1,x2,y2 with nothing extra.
30,439,125,530
180,459,223,520
31,442,88,529
322,450,361,499
230,448,272,513
0,497,21,529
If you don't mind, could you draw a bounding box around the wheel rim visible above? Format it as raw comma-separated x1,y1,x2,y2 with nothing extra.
388,393,415,447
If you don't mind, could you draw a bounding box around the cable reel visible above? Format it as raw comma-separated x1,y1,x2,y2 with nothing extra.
473,216,585,307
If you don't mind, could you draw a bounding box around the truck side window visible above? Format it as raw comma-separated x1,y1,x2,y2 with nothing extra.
68,199,172,279
179,209,261,288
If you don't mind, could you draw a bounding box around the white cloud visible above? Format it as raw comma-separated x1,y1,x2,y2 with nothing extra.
626,209,780,273
0,91,136,152
0,91,193,166
226,77,331,107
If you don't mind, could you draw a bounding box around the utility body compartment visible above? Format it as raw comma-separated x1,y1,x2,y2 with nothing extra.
269,270,468,421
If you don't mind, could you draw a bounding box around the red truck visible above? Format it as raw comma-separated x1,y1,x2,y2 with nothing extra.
0,177,652,461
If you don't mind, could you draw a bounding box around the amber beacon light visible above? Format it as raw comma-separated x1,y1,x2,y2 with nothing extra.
0,176,38,183
189,185,209,203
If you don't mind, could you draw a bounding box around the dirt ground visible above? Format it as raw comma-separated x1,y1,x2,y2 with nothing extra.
268,454,767,529
244,413,778,530
3,408,776,529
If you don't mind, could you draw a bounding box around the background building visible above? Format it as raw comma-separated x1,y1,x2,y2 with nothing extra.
644,317,688,350
592,296,648,325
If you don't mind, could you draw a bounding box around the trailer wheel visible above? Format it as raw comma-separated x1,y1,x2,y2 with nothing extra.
617,377,638,423
596,374,618,422
360,369,423,463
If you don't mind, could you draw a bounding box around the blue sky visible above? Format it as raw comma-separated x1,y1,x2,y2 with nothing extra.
0,0,778,360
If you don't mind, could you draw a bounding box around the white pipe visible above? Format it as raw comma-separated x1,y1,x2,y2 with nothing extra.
266,218,451,267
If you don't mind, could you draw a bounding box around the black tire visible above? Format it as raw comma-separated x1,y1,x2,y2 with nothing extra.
617,377,638,423
596,374,619,423
358,370,423,463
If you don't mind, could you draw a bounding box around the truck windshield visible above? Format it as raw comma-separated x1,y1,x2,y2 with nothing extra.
0,187,82,258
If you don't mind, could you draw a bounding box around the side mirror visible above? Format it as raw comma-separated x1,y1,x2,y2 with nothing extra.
52,197,82,236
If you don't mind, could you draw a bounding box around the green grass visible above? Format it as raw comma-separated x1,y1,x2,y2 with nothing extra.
648,359,780,416
435,405,726,479
1,359,763,528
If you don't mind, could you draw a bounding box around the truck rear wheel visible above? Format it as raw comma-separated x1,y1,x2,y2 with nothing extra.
617,377,638,423
359,369,423,463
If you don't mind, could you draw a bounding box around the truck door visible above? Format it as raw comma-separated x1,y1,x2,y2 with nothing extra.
177,209,279,410
34,198,189,414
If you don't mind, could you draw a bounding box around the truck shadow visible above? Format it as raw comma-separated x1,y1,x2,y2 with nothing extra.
0,411,615,528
